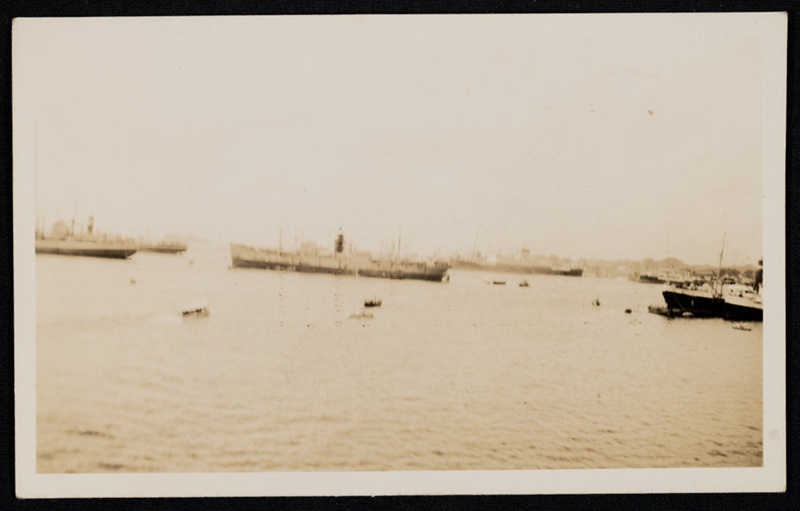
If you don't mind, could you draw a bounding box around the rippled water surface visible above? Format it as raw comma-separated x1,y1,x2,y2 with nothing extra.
35,242,763,473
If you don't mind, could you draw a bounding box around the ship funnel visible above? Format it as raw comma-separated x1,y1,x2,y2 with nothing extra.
754,258,763,291
87,215,95,234
335,230,345,254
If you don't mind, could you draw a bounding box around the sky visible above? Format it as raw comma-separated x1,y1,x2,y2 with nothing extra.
16,14,780,265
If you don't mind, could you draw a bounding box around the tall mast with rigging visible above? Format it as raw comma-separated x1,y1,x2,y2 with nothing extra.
716,230,727,295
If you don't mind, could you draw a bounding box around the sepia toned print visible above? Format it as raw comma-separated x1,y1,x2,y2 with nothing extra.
14,13,786,497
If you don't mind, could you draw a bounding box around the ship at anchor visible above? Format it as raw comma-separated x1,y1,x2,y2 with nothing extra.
230,230,450,283
35,216,137,260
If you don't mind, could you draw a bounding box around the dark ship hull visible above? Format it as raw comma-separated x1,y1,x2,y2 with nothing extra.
35,239,137,259
723,297,763,321
661,288,725,318
658,288,763,322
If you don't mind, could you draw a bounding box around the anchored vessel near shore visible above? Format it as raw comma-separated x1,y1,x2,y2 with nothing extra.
659,281,762,321
654,236,763,322
230,232,450,283
661,285,725,318
452,256,583,277
138,240,188,254
638,273,666,284
35,216,137,260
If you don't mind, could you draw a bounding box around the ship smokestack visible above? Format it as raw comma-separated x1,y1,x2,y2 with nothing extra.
87,215,94,234
335,230,344,254
754,258,763,291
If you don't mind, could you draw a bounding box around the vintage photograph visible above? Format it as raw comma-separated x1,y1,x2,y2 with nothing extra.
13,13,786,496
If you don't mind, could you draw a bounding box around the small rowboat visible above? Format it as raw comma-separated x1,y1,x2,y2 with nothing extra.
181,302,209,318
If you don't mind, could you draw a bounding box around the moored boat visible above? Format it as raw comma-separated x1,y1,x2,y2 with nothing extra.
452,258,584,277
638,274,666,284
655,242,762,322
139,240,188,254
181,301,210,317
661,285,725,318
633,270,692,286
35,217,137,259
36,238,138,259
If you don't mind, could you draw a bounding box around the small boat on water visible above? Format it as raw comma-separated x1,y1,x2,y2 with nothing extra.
732,323,753,331
364,298,382,308
490,280,506,285
181,302,209,318
519,280,529,287
648,305,678,317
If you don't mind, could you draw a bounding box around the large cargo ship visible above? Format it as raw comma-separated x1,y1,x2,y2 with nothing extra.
35,217,137,259
230,234,450,283
451,258,584,277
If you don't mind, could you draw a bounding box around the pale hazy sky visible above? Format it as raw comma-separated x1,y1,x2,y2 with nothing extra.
16,14,781,265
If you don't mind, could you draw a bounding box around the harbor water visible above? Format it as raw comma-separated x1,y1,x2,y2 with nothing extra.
35,242,763,473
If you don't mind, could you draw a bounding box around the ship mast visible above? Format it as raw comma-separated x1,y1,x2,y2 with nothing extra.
71,201,77,236
716,230,727,295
